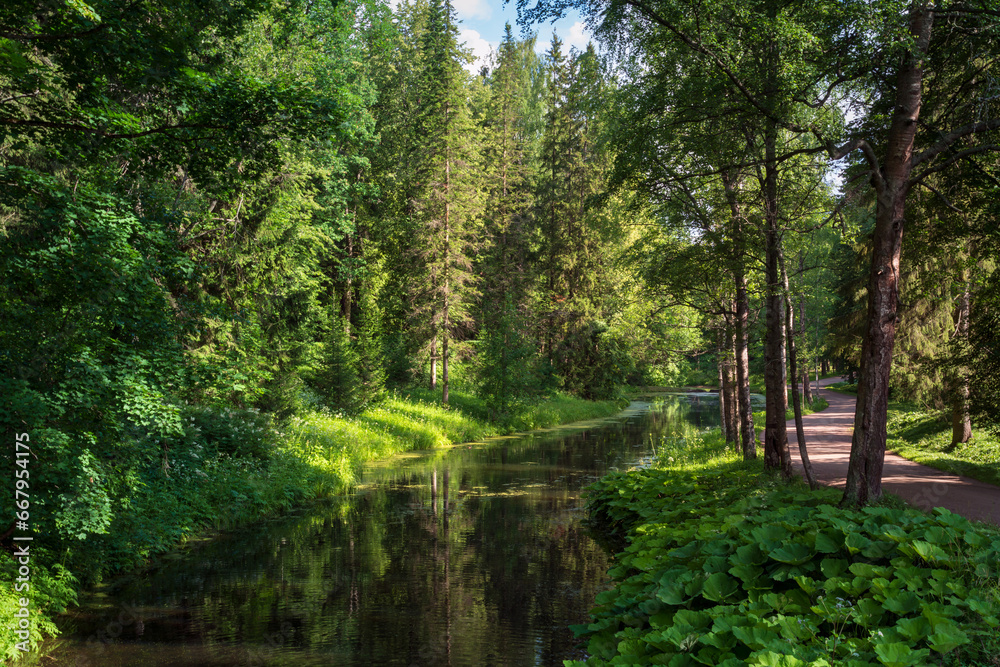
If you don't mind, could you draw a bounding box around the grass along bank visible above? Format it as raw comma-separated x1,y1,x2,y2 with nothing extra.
572,428,1000,666
1,390,621,663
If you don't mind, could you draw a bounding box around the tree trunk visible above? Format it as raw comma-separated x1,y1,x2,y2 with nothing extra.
724,321,738,444
443,126,451,406
717,331,728,442
780,246,818,489
762,120,791,478
723,171,756,460
800,254,813,406
951,271,971,447
430,334,437,391
341,232,354,335
843,6,933,507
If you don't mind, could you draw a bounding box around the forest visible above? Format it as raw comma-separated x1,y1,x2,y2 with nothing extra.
2,0,1000,664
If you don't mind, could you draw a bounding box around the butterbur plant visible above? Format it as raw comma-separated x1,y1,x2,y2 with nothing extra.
574,466,1000,667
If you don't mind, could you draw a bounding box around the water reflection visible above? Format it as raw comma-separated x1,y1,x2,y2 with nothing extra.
51,399,713,666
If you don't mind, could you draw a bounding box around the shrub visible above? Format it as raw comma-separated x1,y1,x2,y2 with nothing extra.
575,463,1000,666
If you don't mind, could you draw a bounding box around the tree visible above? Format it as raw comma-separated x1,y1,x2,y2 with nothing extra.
410,0,481,404
518,0,1000,503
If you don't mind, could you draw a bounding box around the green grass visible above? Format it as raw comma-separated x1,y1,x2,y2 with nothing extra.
574,428,1000,667
400,387,624,431
885,405,1000,490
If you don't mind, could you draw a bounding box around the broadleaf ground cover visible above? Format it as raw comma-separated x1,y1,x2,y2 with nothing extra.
571,433,1000,666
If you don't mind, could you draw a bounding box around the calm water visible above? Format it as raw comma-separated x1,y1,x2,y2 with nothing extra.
50,397,722,667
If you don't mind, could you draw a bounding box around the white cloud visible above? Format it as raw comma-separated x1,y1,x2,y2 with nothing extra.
533,22,593,55
566,21,591,52
460,28,497,75
453,0,491,20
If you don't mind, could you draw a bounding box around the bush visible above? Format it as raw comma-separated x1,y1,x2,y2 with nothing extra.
574,459,1000,666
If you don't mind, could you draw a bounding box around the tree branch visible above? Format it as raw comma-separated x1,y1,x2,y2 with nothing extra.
909,143,1000,186
0,117,225,139
911,118,1000,168
914,180,964,213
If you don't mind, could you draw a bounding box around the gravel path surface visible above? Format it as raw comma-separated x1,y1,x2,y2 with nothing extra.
785,377,1000,527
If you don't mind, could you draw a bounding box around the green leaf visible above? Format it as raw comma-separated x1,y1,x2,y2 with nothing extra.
702,572,740,602
926,625,969,654
894,616,930,642
814,530,844,553
882,591,921,615
769,543,814,565
911,540,950,565
873,642,930,667
749,650,807,666
820,558,849,579
844,531,870,554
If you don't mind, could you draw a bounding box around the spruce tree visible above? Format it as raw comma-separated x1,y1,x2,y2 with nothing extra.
410,0,481,405
354,281,388,409
534,36,613,393
480,24,534,308
313,316,363,414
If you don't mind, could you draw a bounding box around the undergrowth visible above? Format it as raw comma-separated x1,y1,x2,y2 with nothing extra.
573,432,1000,666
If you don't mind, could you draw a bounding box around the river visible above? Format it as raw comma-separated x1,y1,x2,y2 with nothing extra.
49,393,729,666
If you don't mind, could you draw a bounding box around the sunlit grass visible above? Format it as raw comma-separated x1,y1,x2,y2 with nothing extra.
885,405,1000,488
281,389,623,494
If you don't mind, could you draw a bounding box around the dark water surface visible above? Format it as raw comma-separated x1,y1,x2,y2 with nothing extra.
51,399,716,667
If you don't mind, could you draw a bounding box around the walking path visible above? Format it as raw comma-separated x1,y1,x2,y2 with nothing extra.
786,377,1000,527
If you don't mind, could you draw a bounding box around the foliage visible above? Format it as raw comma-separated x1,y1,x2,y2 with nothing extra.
311,318,364,415
573,443,1000,666
0,554,77,662
555,319,636,400
475,294,538,424
402,387,624,432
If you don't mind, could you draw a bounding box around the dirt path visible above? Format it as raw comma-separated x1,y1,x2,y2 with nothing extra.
785,377,1000,527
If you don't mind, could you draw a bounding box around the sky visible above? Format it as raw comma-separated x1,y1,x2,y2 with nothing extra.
384,0,595,74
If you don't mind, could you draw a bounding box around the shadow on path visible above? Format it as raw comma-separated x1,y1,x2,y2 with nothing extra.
786,377,1000,527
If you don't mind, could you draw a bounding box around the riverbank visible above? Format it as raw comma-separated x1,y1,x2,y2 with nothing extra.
1,390,623,662
572,430,1000,666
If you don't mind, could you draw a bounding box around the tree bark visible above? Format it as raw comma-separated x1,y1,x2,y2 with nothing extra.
724,320,738,444
780,246,818,490
430,334,437,391
443,121,451,406
723,170,756,460
717,332,729,442
951,270,971,446
762,119,791,478
800,254,813,406
843,6,933,507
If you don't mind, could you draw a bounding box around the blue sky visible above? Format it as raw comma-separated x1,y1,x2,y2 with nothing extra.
456,0,593,72
384,0,595,73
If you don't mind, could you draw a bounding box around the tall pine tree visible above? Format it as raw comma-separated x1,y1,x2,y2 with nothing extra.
411,0,480,404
